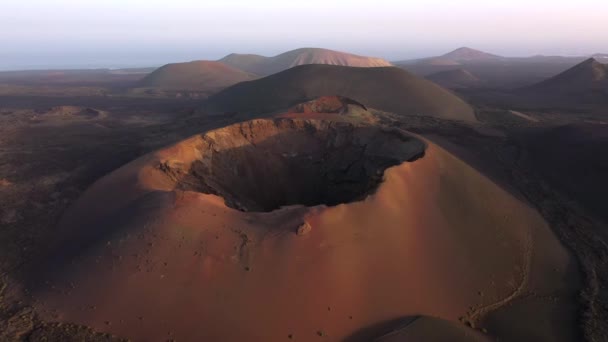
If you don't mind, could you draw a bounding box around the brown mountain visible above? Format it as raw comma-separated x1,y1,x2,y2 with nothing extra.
203,64,476,122
440,47,502,62
218,47,392,76
396,47,502,66
426,68,481,89
139,60,257,91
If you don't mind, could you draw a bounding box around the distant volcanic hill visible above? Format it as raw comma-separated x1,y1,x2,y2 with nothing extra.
532,58,608,92
139,60,257,91
203,64,476,122
394,48,591,88
440,47,502,62
218,47,393,76
426,68,482,89
507,58,608,110
396,47,502,66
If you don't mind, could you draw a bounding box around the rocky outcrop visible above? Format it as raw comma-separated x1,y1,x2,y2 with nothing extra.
158,118,425,211
289,96,367,114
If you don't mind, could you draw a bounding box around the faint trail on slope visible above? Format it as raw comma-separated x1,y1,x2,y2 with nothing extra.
464,227,534,327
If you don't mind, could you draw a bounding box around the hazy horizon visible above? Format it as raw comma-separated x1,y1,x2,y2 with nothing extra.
1,0,607,71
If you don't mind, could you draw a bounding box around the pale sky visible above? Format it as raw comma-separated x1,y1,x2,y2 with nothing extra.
1,0,607,70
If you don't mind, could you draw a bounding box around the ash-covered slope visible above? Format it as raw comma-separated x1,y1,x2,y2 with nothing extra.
518,58,608,108
531,58,608,92
203,64,476,122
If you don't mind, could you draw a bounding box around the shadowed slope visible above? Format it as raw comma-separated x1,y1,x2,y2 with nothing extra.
515,58,608,108
426,68,482,89
523,123,608,222
219,48,392,76
531,58,608,92
203,64,476,121
373,316,490,342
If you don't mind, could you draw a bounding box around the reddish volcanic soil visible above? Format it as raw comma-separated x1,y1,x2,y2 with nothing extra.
288,96,367,114
277,96,375,124
25,115,580,341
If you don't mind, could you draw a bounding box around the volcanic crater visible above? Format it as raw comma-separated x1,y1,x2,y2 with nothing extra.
28,110,579,342
158,118,426,212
